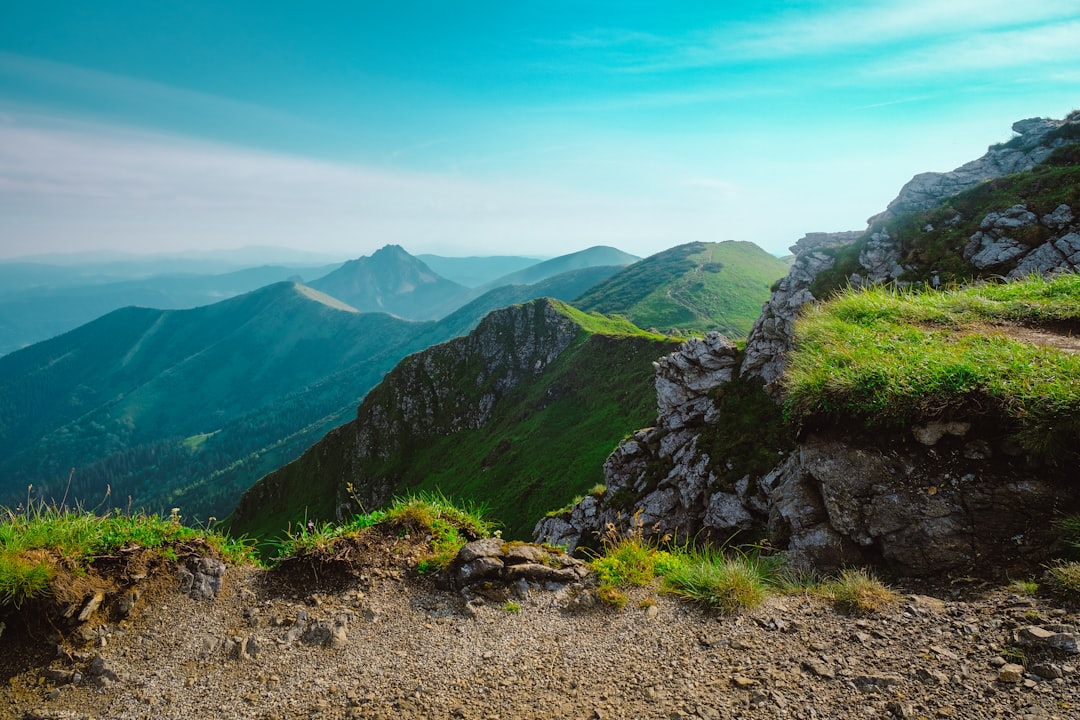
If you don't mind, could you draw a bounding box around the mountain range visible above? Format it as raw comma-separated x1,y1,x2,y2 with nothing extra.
0,241,785,522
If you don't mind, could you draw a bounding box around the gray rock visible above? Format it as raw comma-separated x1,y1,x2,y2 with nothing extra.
1016,626,1079,654
801,659,835,679
997,663,1025,683
1030,662,1064,680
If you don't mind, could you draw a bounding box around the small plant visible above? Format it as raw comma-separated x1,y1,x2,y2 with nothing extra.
1054,515,1080,557
661,548,781,614
595,585,627,608
823,568,898,614
1000,645,1027,666
1010,578,1039,595
503,600,521,613
1046,560,1080,595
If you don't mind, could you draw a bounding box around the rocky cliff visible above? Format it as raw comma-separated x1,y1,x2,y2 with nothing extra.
535,111,1080,576
229,298,679,542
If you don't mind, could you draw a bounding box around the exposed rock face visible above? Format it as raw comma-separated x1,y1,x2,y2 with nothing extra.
655,331,738,429
534,333,765,551
763,432,1080,575
743,113,1080,389
536,112,1080,576
871,116,1074,223
740,231,860,388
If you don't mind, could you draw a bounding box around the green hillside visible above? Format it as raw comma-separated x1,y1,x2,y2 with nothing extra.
0,283,437,520
575,241,789,337
228,299,680,545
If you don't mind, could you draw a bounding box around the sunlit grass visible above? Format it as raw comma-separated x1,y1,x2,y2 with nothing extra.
0,503,255,609
784,274,1080,461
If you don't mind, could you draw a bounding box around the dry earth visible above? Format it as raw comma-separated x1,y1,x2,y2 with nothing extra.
1,533,1078,720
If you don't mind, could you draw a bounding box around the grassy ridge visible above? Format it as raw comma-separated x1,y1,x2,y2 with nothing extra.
784,274,1080,460
575,241,789,338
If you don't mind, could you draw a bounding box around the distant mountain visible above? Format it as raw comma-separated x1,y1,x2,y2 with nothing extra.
432,265,626,340
475,246,639,291
308,245,468,320
228,298,680,544
574,241,789,337
0,264,339,356
0,282,441,520
415,254,541,288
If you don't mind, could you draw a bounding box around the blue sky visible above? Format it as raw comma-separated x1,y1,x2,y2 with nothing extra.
1,1,1078,261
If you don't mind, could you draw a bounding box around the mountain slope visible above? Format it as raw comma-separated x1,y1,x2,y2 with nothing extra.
0,263,338,356
474,245,639,291
0,282,437,519
228,298,680,543
431,265,627,340
308,245,468,320
574,241,789,337
415,254,540,287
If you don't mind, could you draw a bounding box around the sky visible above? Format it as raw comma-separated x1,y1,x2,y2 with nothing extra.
1,1,1078,262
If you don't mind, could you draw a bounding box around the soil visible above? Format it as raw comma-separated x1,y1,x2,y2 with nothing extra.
1,534,1078,720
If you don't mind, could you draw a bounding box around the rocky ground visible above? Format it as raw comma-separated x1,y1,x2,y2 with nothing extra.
2,535,1078,720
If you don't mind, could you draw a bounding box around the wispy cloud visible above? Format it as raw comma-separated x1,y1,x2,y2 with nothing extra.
551,0,1080,76
0,114,724,258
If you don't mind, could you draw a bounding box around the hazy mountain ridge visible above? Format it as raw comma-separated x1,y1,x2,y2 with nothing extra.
0,282,434,519
0,263,340,356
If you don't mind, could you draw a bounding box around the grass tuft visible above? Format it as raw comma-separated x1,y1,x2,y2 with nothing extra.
822,568,898,614
661,551,776,613
1046,561,1080,595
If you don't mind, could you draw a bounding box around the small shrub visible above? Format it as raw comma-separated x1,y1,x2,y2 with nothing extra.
1010,578,1039,595
595,585,627,608
824,568,898,614
1046,561,1080,595
661,551,774,614
1054,515,1080,557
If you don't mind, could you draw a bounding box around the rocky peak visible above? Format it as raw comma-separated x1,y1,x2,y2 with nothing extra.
871,114,1078,224
742,112,1080,389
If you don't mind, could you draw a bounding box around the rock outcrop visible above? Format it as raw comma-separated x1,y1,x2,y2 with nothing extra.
871,116,1076,222
536,112,1080,576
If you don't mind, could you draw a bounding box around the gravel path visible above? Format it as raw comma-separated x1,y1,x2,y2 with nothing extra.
3,555,1078,720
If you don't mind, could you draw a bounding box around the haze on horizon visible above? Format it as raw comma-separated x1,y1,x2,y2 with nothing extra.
1,1,1078,263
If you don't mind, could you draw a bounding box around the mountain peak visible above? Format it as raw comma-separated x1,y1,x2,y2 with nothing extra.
308,247,467,320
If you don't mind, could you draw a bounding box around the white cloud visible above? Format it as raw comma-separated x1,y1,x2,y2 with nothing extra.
0,114,758,259
557,0,1080,75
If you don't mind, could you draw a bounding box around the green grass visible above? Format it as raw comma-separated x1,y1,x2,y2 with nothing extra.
270,492,493,572
576,241,789,338
784,274,1080,461
1047,561,1080,595
821,568,898,614
0,503,255,609
588,517,786,614
661,549,782,613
